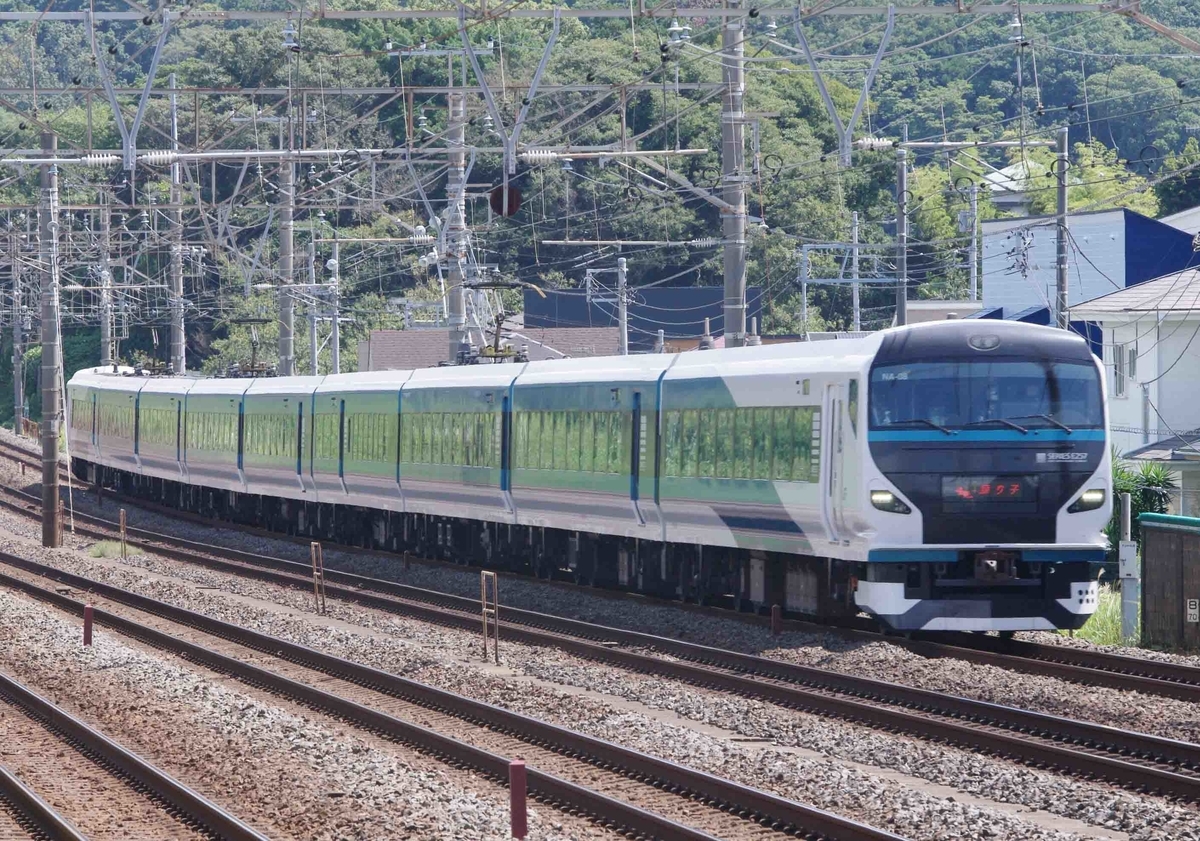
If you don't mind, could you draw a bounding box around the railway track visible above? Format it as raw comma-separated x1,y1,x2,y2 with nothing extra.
0,664,267,841
5,436,1196,707
0,548,903,841
0,761,85,841
4,481,1200,807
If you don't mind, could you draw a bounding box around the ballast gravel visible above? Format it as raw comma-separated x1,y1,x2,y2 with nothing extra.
1,525,1195,841
0,590,596,841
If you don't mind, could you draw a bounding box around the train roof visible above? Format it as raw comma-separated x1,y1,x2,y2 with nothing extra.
67,320,1084,394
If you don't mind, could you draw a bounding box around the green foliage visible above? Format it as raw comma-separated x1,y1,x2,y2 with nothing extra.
1106,454,1177,560
1156,138,1200,216
1022,140,1160,217
1067,583,1134,646
87,541,128,559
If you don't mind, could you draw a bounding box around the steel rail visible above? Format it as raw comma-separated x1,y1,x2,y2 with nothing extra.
4,435,1193,706
3,524,1200,804
0,763,88,841
0,552,903,841
0,669,268,841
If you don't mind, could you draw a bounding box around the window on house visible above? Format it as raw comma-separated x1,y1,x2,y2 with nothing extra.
1129,347,1138,384
1113,344,1127,399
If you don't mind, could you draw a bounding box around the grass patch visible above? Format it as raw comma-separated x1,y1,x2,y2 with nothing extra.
1065,582,1136,646
87,540,127,559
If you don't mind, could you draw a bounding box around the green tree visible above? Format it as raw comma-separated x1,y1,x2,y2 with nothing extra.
1023,140,1160,217
1155,137,1200,215
1107,455,1177,563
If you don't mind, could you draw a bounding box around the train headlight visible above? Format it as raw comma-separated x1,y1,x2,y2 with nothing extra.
1068,488,1106,513
871,490,911,514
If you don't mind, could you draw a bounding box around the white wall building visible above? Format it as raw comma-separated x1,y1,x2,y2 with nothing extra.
1070,270,1200,515
981,208,1200,322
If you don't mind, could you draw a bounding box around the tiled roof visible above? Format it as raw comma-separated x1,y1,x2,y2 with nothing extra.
358,326,621,371
1125,432,1200,462
1069,269,1200,318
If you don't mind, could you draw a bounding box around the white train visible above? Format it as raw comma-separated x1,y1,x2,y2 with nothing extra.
67,319,1111,632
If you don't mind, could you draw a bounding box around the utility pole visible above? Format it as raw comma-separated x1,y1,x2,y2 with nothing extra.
1055,125,1070,329
98,192,113,367
307,241,318,375
11,220,23,433
721,0,747,348
895,148,908,327
446,60,468,364
168,73,185,374
969,183,979,303
617,257,628,356
38,131,61,548
851,212,860,332
330,239,341,375
799,246,809,335
278,148,295,375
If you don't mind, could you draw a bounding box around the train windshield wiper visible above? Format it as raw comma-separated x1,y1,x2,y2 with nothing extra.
1005,413,1073,433
882,418,956,435
964,417,1029,434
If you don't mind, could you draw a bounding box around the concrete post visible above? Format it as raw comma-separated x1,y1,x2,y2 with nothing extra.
278,153,295,375
39,131,61,548
168,73,185,374
1055,126,1070,329
617,257,628,356
720,0,747,348
895,148,908,327
851,211,860,332
446,64,468,363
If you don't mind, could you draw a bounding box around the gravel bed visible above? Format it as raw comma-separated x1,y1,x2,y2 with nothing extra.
30,455,1200,747
0,588,595,841
3,517,1196,841
1014,629,1200,668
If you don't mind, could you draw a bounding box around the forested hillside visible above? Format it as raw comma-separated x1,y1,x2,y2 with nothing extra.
0,0,1197,416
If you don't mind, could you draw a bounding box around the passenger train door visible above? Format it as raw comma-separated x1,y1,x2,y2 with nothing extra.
821,383,846,545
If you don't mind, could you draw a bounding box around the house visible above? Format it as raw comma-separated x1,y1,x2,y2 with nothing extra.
524,286,764,353
980,208,1200,325
1162,204,1200,237
357,325,620,371
979,160,1044,217
1069,270,1200,511
893,300,984,326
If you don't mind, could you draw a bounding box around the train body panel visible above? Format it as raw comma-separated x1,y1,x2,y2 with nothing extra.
134,378,192,481
66,321,1113,632
510,355,668,540
398,365,517,523
243,377,322,500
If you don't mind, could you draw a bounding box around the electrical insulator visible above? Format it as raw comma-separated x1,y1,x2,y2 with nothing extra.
520,149,558,164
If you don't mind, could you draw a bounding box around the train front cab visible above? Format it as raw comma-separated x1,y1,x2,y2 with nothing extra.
853,322,1111,632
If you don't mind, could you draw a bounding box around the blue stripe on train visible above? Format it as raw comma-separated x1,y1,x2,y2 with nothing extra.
868,548,1106,563
868,429,1106,443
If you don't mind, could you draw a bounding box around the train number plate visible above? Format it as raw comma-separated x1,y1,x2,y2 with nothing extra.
942,475,1037,504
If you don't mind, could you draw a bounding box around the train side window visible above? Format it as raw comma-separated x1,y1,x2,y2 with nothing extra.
662,410,680,477
847,380,859,435
752,407,772,480
579,412,594,472
697,410,715,477
680,410,698,477
732,410,750,479
713,409,732,478
773,408,795,481
513,412,527,467
611,411,628,474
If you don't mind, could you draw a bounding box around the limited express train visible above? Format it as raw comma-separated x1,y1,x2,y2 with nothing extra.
67,319,1111,632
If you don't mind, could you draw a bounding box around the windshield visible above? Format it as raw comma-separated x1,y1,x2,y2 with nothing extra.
869,360,1103,430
